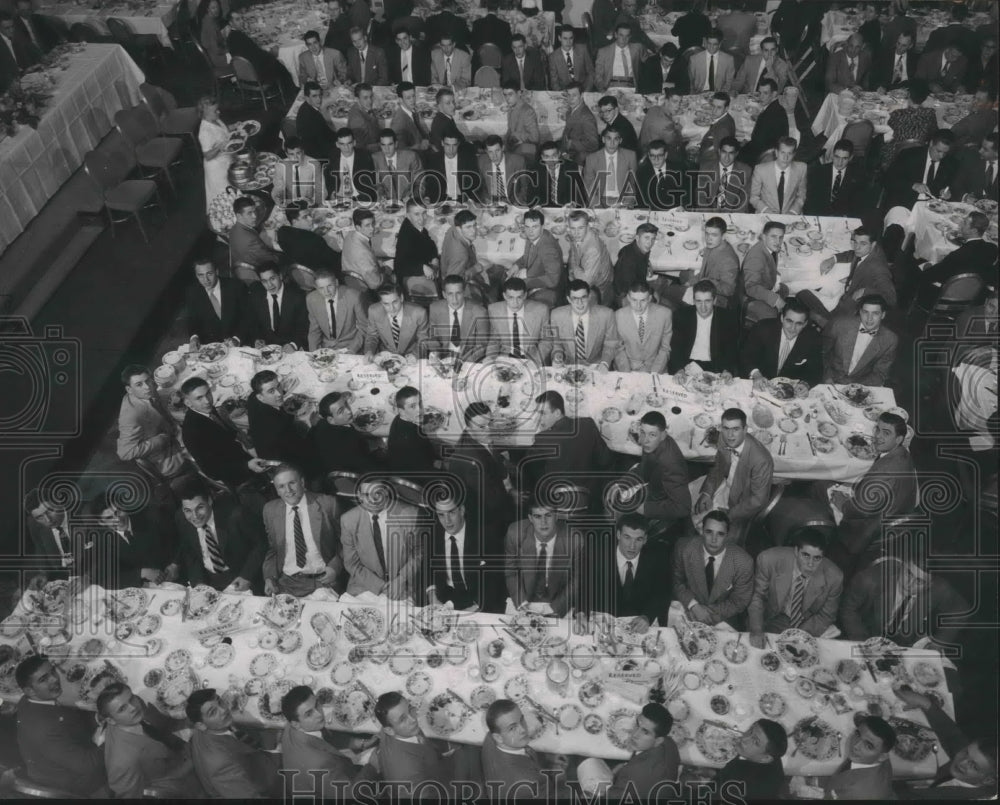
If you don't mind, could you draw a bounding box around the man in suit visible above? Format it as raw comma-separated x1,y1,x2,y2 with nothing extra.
606,704,681,798
13,0,60,55
894,688,998,800
439,211,500,301
346,26,389,85
628,410,691,536
750,136,807,214
482,700,569,800
966,38,998,96
501,34,545,90
673,510,753,628
248,265,309,347
391,82,431,152
23,488,74,571
363,284,429,358
179,377,267,488
505,500,583,616
955,133,999,202
175,482,266,592
502,83,541,159
825,34,872,93
695,136,751,212
187,689,280,797
386,385,437,474
431,35,471,89
915,45,969,94
428,89,467,153
663,216,739,309
423,0,467,47
183,259,247,348
306,270,368,353
1,10,38,76
422,131,482,204
525,390,613,510
309,391,384,474
742,298,823,386
486,277,550,365
549,26,594,91
472,0,512,53
341,478,425,598
324,0,352,53
801,227,896,328
613,224,654,301
874,30,917,90
614,281,672,373
823,717,897,800
298,30,347,86
694,407,774,544
914,211,999,310
326,128,377,203
427,274,490,363
804,138,865,217
375,692,467,791
716,719,788,799
668,280,739,374
261,465,342,597
426,494,504,612
748,529,844,643
534,141,582,206
688,29,735,93
296,82,337,161
346,83,381,153
342,210,389,290
697,92,736,162
597,95,638,154
548,280,618,368
276,207,341,271
229,197,280,268
116,364,188,481
274,138,326,207
584,127,638,208
733,36,789,94
15,656,107,794
822,294,898,387
247,370,315,471
739,78,785,166
505,208,561,306
716,0,756,55
478,134,529,206
561,82,600,163
742,220,788,322
393,199,439,296
636,141,687,211
373,128,420,202
638,42,688,95
583,513,672,629
387,29,430,85
594,23,643,92
883,130,960,212
280,687,375,798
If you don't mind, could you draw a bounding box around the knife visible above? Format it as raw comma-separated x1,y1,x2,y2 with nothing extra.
806,432,817,457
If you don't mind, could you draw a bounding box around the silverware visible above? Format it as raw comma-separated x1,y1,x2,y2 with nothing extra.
806,432,817,457
779,434,787,456
343,610,373,642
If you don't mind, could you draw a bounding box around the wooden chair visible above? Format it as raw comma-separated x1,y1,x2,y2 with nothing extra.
473,65,500,87
82,150,161,242
911,272,986,322
477,43,503,69
403,275,439,307
114,107,184,193
326,471,361,503
231,56,285,110
842,118,875,159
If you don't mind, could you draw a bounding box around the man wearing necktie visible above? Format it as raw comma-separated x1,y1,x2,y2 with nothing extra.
340,479,425,599
262,466,343,598
485,277,550,365
877,31,914,90
594,22,640,90
25,489,75,574
504,501,582,617
428,275,489,362
426,495,503,611
375,692,459,791
85,496,178,590
688,29,733,94
116,365,189,482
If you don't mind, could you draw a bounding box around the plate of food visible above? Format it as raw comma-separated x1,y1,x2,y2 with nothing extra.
795,677,816,698
236,119,261,137
606,709,639,749
792,717,841,761
676,623,718,660
420,407,448,433
342,607,385,643
107,587,148,621
818,421,839,438
493,361,524,383
470,685,497,711
579,679,606,708
602,406,623,423
208,642,234,668
156,669,197,712
862,405,884,422
759,691,787,717
836,659,862,684
425,692,473,735
332,687,376,728
223,137,245,154
722,640,748,664
767,377,809,401
888,717,936,762
694,412,714,429
778,417,799,433
160,599,182,617
506,613,550,646
704,659,729,685
927,200,951,214
164,648,191,672
822,397,849,425
308,348,339,368
683,239,700,250
277,631,302,654
813,436,835,454
911,661,941,687
583,713,604,735
695,721,739,764
667,698,690,722
837,384,874,408
306,642,335,671
783,402,804,419
562,367,591,386
413,605,457,640
504,674,531,701
776,628,819,668
261,593,302,629
352,407,385,433
187,586,221,619
844,433,876,460
250,653,278,677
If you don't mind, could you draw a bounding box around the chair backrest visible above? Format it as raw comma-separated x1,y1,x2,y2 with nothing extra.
581,12,595,53
11,770,78,799
190,36,213,70
544,482,590,517
231,55,260,84
326,471,361,500
83,151,121,196
115,107,157,148
106,17,137,45
842,119,874,157
938,272,985,305
69,21,103,42
473,66,500,87
233,261,261,285
478,43,503,68
139,83,169,118
290,264,317,291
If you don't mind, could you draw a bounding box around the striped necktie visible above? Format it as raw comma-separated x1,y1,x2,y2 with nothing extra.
575,318,586,363
391,315,401,349
202,525,229,574
292,505,307,568
638,315,646,343
788,575,806,627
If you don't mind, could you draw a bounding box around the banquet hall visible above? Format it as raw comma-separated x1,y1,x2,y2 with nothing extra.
0,0,997,799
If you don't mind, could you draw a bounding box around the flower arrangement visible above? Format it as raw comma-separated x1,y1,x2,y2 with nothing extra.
0,86,50,135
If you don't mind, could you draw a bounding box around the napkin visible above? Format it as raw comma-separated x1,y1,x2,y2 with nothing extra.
577,758,614,795
305,587,340,602
506,599,554,616
826,482,853,525
222,584,253,596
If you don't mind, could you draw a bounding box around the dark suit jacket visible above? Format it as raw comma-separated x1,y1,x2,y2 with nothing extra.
246,393,314,471
587,541,672,624
326,148,377,202
601,111,638,154
297,102,335,161
698,112,736,160
280,726,374,798
472,13,513,54
638,436,691,523
692,158,751,211
504,520,582,617
15,14,61,53
394,217,439,279
175,495,266,591
419,149,481,204
9,20,42,69
825,47,873,92
0,35,20,94
612,240,651,299
445,433,513,528
636,158,686,211
181,408,255,487
276,226,341,271
925,23,980,62
531,162,581,207
822,316,899,387
699,434,774,531
824,758,893,800
742,99,787,165
16,698,106,794
325,16,352,54
387,43,432,85
423,9,469,49
481,735,560,802
387,415,437,474
637,55,689,95
608,741,681,799
426,299,490,362
379,730,454,789
247,282,309,347
346,44,389,85
953,154,999,201
837,444,918,554
884,146,960,210
741,317,823,385
671,10,711,51
183,277,248,344
74,509,177,590
523,416,613,498
804,161,866,217
426,512,504,612
500,49,546,90
921,238,998,291
262,492,342,584
873,48,918,89
668,305,739,374
309,419,383,475
428,111,467,153
966,51,998,95
672,536,754,627
189,729,279,797
915,49,969,92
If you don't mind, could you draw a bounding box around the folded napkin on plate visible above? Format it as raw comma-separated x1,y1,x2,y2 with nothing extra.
222,585,253,596
305,587,340,602
577,758,614,796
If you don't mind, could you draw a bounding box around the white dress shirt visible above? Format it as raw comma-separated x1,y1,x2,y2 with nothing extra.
848,327,875,374
444,154,459,198
777,330,798,373
616,547,639,583
340,152,355,195
690,311,713,361
726,443,742,485
282,502,326,575
613,46,632,81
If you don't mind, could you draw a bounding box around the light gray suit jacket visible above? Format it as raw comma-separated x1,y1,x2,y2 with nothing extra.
750,160,807,214
116,393,186,477
485,299,551,364
514,229,563,303
748,546,844,637
262,492,342,585
373,149,422,198
672,536,754,626
687,48,736,93
339,502,425,598
582,147,639,206
279,726,364,797
189,730,279,798
698,433,774,529
430,47,471,89
548,304,619,366
561,101,601,163
390,105,428,151
427,300,490,362
549,44,595,91
594,42,643,91
306,286,368,353
476,152,530,205
822,315,899,387
342,230,385,290
613,303,672,373
732,54,790,94
347,103,382,152
742,240,784,310
297,47,347,85
363,301,429,357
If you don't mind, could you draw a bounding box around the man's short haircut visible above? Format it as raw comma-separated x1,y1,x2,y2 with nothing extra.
233,196,255,215
454,210,476,227
314,269,338,284
539,140,560,155
379,127,396,142
628,279,652,295
251,369,278,395
254,265,280,281
484,134,504,149
721,407,747,426
281,685,315,722
615,20,631,33
303,30,320,42
501,79,520,92
858,293,889,313
557,25,575,39
832,138,854,156
616,512,649,534
878,411,908,439
636,222,659,237
777,135,798,151
712,91,731,107
693,279,717,296
659,42,678,59
120,364,149,386
485,698,520,734
354,82,373,97
567,209,589,224
929,128,956,147
985,133,999,151
852,226,872,241
377,284,401,299
907,78,931,105
706,28,723,42
435,88,454,104
598,95,619,109
511,33,526,44
463,401,491,426
968,211,989,236
319,391,350,419
762,220,787,235
758,77,778,93
861,716,898,752
15,655,49,690
534,390,565,415
396,80,415,95
782,297,810,318
375,691,406,727
185,688,218,724
641,703,673,738
502,277,527,294
565,81,583,93
646,139,668,154
719,135,740,151
760,36,777,49
303,80,322,95
792,527,828,554
353,208,374,226
395,385,420,408
523,209,544,225
704,216,727,234
177,479,212,503
639,410,667,430
442,273,466,289
96,682,131,720
703,509,731,530
348,25,363,36
758,718,789,758
567,279,590,294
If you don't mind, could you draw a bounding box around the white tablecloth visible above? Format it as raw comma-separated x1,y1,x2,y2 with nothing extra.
42,1,177,47
821,9,992,52
953,360,998,435
0,584,952,776
907,200,998,264
0,44,145,256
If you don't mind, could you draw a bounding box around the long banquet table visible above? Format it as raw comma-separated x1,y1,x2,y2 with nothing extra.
0,583,953,778
907,198,999,265
41,0,178,47
820,7,993,52
0,44,145,256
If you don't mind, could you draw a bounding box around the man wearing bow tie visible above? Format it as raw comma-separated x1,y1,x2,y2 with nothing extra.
822,294,898,387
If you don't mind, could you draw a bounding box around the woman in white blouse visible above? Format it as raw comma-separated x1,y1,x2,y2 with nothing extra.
198,96,233,208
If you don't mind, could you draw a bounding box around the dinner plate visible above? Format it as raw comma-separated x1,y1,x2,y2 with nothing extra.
813,436,835,454
332,687,376,728
471,685,497,710
776,628,819,668
342,607,385,642
606,709,639,749
306,642,335,671
759,691,787,717
695,721,738,764
843,433,876,460
792,718,841,761
888,717,936,762
425,692,473,735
